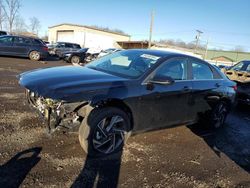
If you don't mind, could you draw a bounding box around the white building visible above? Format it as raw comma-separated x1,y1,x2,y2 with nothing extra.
48,23,131,51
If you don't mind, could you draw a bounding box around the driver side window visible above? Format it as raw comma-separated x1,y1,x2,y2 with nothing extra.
154,58,188,80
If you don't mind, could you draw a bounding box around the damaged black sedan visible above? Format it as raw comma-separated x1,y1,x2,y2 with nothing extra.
223,60,250,105
19,49,236,156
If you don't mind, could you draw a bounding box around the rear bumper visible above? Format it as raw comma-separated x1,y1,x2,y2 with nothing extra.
40,52,49,59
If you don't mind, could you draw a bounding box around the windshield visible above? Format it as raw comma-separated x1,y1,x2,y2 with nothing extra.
231,61,250,72
102,48,116,53
78,48,89,53
86,50,162,78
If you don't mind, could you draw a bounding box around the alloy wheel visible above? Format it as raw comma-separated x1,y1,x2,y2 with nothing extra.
213,103,227,128
30,51,40,61
71,56,80,64
92,115,127,154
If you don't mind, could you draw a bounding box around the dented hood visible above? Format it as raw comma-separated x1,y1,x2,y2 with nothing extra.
19,66,129,101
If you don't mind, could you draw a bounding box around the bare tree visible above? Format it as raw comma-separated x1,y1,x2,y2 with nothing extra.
13,15,27,33
29,16,40,35
1,0,21,32
0,0,6,30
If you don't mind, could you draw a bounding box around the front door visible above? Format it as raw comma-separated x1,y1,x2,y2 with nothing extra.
0,36,14,55
136,57,193,131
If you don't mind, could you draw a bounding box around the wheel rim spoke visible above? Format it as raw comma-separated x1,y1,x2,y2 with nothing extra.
113,128,125,139
105,134,116,154
97,123,108,138
106,116,123,132
93,138,111,149
93,115,126,154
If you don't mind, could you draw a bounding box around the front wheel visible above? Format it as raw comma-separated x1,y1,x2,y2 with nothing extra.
29,51,41,61
79,107,131,157
210,102,229,128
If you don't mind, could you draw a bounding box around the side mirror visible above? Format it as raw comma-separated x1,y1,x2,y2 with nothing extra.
148,75,175,85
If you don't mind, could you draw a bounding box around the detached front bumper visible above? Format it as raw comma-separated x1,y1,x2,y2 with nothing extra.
26,89,85,132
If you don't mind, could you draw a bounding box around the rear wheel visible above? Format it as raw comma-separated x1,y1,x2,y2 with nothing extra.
29,51,41,61
70,56,80,65
79,107,131,157
210,102,229,128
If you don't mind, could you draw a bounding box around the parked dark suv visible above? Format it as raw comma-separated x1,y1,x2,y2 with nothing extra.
0,31,7,36
48,42,81,58
0,35,48,61
19,49,236,156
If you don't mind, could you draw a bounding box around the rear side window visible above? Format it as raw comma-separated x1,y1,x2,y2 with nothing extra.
56,43,65,48
154,58,188,80
73,44,81,49
192,61,213,80
14,37,32,44
33,39,44,46
65,43,73,48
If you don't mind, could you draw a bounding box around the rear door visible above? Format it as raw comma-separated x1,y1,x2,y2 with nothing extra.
0,36,14,55
65,43,74,52
12,37,31,56
188,58,224,121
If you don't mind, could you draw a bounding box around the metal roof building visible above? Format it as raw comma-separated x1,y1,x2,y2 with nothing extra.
48,23,130,51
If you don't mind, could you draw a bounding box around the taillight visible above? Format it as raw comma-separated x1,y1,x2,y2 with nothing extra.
42,46,48,51
231,85,237,91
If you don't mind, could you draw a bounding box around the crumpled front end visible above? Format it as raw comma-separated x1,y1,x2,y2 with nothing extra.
26,89,87,133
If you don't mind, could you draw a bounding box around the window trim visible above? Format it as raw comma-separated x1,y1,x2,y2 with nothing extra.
142,57,189,84
189,58,220,80
0,36,13,44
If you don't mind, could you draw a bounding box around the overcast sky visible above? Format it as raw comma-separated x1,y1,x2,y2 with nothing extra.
20,0,250,51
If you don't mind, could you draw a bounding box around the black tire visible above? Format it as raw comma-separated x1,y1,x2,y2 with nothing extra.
79,107,131,157
70,55,80,64
209,101,229,128
29,51,41,61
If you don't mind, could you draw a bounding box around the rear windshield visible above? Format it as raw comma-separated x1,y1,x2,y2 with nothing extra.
33,39,44,46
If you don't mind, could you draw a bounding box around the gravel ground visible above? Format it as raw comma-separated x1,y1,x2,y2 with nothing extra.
0,56,249,188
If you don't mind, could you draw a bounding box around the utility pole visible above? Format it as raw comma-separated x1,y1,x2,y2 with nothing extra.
204,37,210,60
148,10,154,49
195,30,203,53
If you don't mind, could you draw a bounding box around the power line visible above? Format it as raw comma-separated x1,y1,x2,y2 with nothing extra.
202,30,250,36
200,40,250,48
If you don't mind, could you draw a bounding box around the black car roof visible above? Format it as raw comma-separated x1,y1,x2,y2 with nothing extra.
125,49,196,59
1,35,40,40
241,60,250,64
57,42,80,45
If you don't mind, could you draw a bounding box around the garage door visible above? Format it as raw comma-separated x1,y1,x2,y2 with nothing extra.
57,31,74,42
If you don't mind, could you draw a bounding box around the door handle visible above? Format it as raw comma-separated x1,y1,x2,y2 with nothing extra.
215,83,221,87
182,86,192,92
